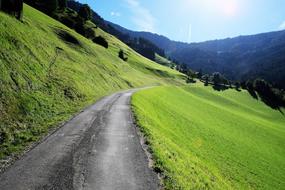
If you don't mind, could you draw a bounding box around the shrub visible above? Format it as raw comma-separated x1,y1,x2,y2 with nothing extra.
58,0,67,10
202,74,209,86
60,16,76,28
93,36,108,48
212,72,222,86
78,4,92,21
235,81,241,91
118,49,128,61
84,27,96,39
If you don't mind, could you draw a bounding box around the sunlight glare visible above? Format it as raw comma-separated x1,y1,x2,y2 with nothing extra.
183,0,240,18
222,0,238,17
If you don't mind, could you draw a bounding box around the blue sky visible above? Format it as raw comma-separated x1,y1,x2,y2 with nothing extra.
79,0,285,43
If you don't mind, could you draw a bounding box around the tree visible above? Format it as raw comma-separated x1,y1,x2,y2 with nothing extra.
212,72,222,86
118,49,128,61
44,0,58,14
58,0,67,10
186,69,196,83
253,79,285,109
197,69,203,79
246,80,258,99
240,81,247,89
78,4,92,21
92,36,108,48
235,81,241,91
1,0,23,20
15,0,23,20
202,74,209,86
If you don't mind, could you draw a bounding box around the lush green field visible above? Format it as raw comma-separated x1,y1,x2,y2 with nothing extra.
132,83,285,189
0,5,184,159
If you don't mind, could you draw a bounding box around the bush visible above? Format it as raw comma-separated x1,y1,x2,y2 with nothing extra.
93,36,108,48
58,0,67,10
212,72,222,86
84,27,96,39
60,16,76,28
235,81,241,91
78,4,92,21
202,74,209,86
118,49,128,61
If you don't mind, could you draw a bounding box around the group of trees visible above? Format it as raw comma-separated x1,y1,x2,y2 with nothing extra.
67,0,165,62
127,37,164,61
24,0,67,14
240,79,285,109
22,0,109,49
188,68,285,110
0,0,23,20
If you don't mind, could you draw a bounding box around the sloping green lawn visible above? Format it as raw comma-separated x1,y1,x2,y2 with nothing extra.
132,83,285,189
0,5,184,159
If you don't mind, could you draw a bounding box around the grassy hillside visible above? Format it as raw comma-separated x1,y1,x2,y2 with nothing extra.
154,53,175,68
0,5,184,159
132,83,285,189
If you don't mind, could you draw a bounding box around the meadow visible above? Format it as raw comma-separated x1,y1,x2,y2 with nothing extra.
132,83,285,189
0,4,183,159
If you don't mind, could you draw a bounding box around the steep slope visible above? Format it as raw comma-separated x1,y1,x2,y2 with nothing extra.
132,84,285,190
67,1,166,62
0,4,184,159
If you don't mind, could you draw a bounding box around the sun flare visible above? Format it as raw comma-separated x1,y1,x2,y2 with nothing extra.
222,0,238,17
183,0,240,17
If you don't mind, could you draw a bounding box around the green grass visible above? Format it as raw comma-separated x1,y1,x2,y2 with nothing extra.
132,83,285,189
155,53,175,68
0,5,184,159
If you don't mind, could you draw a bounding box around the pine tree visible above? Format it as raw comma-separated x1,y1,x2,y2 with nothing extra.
78,4,92,21
58,0,67,10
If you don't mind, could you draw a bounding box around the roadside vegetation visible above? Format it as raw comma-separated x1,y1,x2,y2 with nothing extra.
132,83,285,189
0,4,184,160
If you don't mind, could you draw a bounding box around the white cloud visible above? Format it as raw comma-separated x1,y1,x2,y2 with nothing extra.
110,11,121,17
279,20,285,30
124,0,156,32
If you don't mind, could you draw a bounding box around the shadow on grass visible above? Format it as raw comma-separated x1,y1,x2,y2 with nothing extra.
245,89,284,115
247,89,258,100
256,92,285,115
210,83,285,115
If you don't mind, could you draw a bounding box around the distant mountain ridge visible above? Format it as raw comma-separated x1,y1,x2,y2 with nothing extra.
108,22,285,88
68,0,285,88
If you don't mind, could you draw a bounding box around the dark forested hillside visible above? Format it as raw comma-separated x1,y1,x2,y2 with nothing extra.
67,0,165,61
66,0,285,88
109,22,285,88
169,31,285,88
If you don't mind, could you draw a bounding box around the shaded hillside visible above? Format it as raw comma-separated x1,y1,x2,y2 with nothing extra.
67,0,165,62
109,21,285,88
0,4,183,159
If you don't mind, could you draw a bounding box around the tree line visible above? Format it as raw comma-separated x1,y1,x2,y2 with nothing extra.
184,67,285,111
0,0,23,20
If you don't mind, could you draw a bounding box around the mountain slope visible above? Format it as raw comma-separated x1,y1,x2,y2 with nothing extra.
109,21,285,88
0,4,184,159
132,84,285,189
67,1,166,62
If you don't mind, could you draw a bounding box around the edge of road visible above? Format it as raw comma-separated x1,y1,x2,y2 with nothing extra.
130,87,164,189
0,86,157,175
